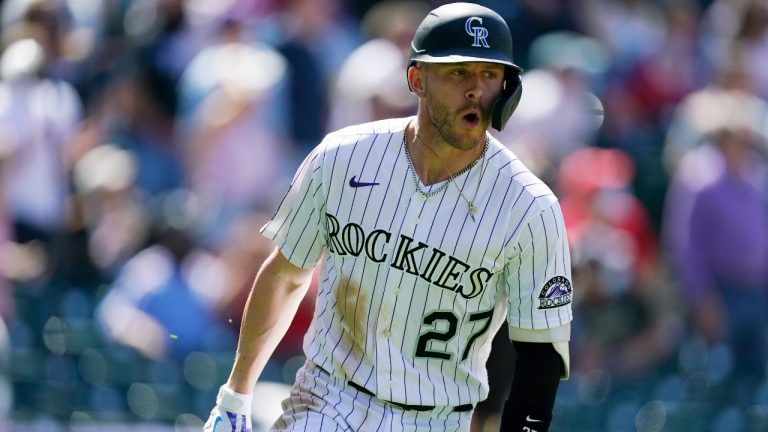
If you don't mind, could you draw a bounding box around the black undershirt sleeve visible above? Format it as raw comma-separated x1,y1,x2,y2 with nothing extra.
500,341,563,432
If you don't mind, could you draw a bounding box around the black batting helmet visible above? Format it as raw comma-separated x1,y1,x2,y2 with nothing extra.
408,2,523,132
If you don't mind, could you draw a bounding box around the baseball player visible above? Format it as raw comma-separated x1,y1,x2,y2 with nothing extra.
204,3,572,432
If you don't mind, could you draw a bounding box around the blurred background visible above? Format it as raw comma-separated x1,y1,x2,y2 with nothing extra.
0,0,766,431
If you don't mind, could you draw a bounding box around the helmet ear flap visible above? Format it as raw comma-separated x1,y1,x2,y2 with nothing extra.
491,71,522,132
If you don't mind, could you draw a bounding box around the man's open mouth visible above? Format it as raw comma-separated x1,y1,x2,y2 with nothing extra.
462,112,480,127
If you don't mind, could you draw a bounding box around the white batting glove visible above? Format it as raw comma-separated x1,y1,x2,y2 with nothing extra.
203,385,253,432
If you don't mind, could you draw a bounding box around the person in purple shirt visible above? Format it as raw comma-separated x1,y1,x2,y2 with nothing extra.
669,107,768,388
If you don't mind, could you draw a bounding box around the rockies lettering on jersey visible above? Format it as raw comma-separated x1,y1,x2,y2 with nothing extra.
326,212,492,299
261,117,573,407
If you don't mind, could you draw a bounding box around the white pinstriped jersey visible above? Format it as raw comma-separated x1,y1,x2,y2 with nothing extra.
261,116,573,407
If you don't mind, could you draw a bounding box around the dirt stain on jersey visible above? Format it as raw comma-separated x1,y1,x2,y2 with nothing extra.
332,276,368,379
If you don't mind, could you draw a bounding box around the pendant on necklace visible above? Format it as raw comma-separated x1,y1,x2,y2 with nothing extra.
469,202,478,221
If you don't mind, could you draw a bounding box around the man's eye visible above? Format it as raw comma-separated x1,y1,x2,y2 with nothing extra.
483,71,499,79
450,69,467,76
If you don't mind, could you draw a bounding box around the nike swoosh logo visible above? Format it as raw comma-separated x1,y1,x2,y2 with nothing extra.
213,416,223,430
411,42,426,53
349,176,379,188
526,415,543,422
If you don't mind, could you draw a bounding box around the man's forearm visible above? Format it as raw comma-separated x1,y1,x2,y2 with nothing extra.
225,250,313,394
501,342,563,431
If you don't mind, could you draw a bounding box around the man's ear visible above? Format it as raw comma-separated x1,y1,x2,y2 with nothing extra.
407,64,426,97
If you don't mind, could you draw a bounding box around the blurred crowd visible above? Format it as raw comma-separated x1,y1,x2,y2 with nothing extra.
0,0,767,431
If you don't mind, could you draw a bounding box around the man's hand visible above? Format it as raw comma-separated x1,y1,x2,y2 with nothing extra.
203,385,253,432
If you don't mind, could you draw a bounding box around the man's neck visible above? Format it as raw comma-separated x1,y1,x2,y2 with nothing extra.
406,119,486,186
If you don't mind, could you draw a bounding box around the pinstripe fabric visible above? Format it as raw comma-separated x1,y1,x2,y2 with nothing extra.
261,117,572,412
270,362,471,432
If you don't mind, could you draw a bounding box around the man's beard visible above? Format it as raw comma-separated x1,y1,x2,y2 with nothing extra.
425,93,489,150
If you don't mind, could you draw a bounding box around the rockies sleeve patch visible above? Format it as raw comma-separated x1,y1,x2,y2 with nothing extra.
537,276,572,309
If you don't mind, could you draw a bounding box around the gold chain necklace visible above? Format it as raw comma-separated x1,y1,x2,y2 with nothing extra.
403,129,488,222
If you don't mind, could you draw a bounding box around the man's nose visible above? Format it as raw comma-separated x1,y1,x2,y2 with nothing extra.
465,78,483,101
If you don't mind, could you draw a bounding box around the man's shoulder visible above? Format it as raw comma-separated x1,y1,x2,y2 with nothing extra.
306,118,408,171
486,138,557,206
313,118,409,160
326,117,409,142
